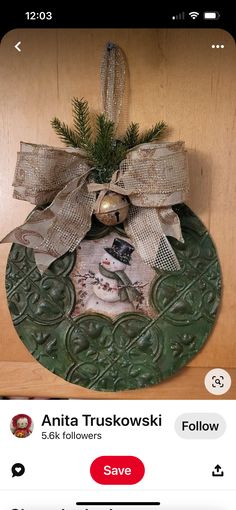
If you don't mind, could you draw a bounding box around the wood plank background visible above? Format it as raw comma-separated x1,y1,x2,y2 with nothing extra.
0,28,235,398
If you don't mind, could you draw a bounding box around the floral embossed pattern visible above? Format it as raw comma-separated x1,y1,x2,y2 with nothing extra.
5,204,221,391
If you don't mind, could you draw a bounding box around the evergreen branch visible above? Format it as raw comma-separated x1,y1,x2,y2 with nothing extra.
51,118,80,147
96,113,115,141
138,121,167,144
122,122,139,149
86,114,115,170
87,114,126,183
51,98,168,184
72,97,92,149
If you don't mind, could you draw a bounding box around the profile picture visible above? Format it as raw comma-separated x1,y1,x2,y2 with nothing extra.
10,413,34,438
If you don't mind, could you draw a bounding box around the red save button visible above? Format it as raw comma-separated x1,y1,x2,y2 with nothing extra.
90,456,145,485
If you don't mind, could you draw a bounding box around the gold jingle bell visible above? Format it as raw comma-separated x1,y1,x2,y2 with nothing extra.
95,192,129,226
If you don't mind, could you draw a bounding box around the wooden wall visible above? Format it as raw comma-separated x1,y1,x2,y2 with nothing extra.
0,28,235,398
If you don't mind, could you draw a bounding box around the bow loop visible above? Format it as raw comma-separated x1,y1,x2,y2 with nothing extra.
1,141,189,273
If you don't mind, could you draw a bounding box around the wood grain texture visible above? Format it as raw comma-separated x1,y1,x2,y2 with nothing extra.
0,362,235,399
0,28,235,397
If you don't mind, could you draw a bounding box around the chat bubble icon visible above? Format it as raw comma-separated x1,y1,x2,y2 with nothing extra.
11,463,25,477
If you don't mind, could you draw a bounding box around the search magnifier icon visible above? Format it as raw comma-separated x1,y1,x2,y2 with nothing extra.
212,375,224,388
205,369,231,395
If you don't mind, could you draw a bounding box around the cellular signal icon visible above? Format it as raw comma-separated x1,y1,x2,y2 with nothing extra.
189,11,200,19
172,12,185,20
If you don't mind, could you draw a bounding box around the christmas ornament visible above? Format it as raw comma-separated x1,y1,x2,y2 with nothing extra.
94,192,129,225
1,41,221,393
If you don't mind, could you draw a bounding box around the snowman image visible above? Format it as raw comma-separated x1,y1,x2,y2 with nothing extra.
85,238,141,315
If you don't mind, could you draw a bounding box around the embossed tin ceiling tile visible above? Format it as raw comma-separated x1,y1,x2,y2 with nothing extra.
6,204,221,392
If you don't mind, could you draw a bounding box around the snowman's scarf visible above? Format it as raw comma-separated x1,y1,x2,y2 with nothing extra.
99,264,140,303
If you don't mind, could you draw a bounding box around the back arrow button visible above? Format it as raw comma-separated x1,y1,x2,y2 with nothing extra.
14,41,21,52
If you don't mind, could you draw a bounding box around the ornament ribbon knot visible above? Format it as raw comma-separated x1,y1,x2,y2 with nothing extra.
1,140,189,273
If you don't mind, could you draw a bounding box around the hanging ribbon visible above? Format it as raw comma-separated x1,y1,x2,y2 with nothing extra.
100,42,126,130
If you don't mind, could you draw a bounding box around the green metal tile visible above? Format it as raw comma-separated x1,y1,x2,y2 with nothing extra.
5,204,221,392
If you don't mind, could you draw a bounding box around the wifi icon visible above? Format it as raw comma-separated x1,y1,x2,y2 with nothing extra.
189,11,199,19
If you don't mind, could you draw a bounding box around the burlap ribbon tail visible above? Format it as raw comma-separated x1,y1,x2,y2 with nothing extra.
1,141,189,273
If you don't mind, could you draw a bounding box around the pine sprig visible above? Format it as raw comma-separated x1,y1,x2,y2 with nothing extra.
72,98,92,149
87,114,126,183
122,122,139,149
137,121,167,144
51,99,168,184
51,118,80,148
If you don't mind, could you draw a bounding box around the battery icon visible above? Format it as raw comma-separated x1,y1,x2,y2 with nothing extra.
204,12,220,19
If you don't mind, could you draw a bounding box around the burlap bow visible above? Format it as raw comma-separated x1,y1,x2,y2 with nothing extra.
1,140,189,273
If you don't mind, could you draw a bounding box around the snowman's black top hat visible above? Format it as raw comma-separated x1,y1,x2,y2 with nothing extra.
105,238,135,265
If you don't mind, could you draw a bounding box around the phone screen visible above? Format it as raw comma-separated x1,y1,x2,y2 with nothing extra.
0,7,235,510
